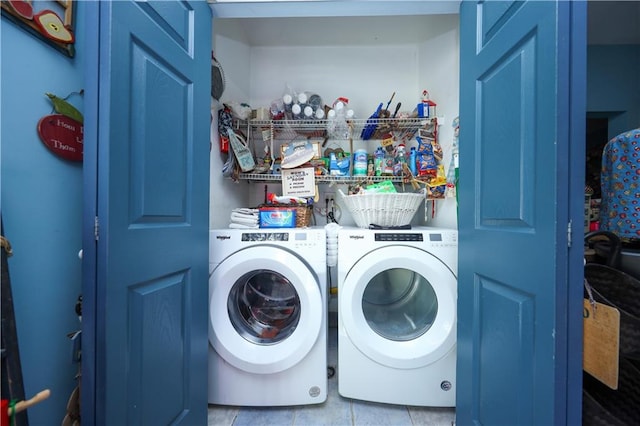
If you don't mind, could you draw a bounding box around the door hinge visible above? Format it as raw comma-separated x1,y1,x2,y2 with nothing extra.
94,216,99,241
567,220,572,247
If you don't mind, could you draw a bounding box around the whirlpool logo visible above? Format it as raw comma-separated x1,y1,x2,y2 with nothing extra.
215,235,231,240
348,235,365,240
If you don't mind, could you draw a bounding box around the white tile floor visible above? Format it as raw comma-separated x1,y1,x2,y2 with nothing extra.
207,319,456,426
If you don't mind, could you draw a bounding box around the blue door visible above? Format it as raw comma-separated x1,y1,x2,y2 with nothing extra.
82,1,211,424
457,1,586,424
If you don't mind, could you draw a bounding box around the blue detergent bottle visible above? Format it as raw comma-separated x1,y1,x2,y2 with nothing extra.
409,146,417,176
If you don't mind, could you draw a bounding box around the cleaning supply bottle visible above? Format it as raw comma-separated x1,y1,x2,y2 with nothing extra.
374,147,385,176
383,149,394,176
353,149,368,176
329,152,340,176
409,146,417,176
393,143,407,176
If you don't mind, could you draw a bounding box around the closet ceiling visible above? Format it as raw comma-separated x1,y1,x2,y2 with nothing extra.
212,1,640,47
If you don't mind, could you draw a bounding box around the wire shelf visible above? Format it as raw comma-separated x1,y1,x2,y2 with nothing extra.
238,173,406,184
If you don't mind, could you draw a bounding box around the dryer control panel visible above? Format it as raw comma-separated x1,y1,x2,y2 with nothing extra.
374,231,457,246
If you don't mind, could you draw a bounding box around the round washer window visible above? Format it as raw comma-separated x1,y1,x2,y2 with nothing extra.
228,269,301,344
362,268,438,341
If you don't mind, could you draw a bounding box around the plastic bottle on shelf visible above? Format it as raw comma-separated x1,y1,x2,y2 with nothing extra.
327,104,349,139
383,149,394,176
345,109,355,120
326,109,337,135
409,146,417,176
308,93,323,111
315,108,325,120
303,105,315,120
353,149,368,176
374,147,385,176
329,152,340,176
283,93,294,119
291,103,303,120
393,144,407,176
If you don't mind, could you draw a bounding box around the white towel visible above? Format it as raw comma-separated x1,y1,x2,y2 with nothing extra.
232,208,259,215
230,213,259,225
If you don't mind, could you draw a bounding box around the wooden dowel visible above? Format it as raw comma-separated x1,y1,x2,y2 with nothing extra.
8,389,51,415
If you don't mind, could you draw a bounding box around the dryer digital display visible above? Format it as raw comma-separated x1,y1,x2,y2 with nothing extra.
242,232,289,241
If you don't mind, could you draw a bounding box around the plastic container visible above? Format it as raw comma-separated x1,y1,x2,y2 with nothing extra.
394,144,407,176
329,152,339,176
353,149,368,176
291,103,303,120
303,105,315,119
259,208,296,228
409,146,417,176
374,147,385,176
283,93,294,119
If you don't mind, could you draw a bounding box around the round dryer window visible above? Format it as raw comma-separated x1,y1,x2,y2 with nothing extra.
340,246,456,370
228,269,301,344
362,268,438,342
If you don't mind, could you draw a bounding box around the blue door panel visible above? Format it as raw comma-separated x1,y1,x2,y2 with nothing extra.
478,1,523,47
128,272,188,424
129,45,189,222
458,1,585,424
477,276,535,424
477,34,536,228
137,1,193,50
83,1,211,424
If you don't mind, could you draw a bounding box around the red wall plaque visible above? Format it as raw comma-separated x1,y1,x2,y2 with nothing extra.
37,114,83,162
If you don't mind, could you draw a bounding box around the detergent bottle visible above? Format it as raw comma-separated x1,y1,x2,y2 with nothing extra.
374,147,385,176
409,146,417,176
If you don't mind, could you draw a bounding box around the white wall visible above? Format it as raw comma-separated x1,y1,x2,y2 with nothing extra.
211,14,460,229
211,20,254,229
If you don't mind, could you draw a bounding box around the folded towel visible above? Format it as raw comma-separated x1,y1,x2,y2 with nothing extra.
230,211,258,219
230,214,259,225
232,208,259,215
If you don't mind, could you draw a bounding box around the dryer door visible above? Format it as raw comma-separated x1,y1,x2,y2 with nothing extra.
209,245,322,374
340,245,456,369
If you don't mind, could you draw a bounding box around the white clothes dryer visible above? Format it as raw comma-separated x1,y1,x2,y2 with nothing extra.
208,228,327,406
337,227,457,407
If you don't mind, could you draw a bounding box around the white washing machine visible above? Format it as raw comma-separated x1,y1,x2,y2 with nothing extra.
337,226,457,407
208,228,327,406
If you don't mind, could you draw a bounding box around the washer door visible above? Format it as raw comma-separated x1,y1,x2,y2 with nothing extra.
209,245,322,374
341,245,456,369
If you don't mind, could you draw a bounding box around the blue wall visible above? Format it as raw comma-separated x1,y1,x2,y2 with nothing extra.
1,4,85,424
587,44,640,138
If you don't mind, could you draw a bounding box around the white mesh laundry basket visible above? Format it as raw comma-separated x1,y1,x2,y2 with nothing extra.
339,189,425,228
